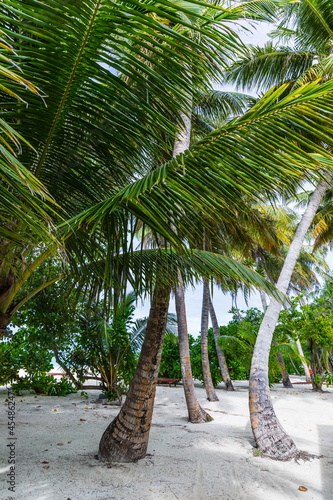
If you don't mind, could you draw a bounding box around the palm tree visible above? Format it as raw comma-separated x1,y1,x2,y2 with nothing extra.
208,288,235,391
4,0,333,464
201,278,219,400
225,0,333,459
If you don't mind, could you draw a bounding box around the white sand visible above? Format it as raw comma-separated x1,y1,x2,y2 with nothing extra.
1,378,332,500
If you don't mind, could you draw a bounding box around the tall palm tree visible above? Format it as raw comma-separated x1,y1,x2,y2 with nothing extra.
225,0,333,459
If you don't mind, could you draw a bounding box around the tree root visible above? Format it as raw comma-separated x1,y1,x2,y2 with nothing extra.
258,448,323,462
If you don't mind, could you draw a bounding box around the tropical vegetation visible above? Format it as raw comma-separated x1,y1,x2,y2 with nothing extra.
1,0,333,466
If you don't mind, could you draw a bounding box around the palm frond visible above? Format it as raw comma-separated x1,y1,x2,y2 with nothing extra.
65,80,333,248
225,42,315,92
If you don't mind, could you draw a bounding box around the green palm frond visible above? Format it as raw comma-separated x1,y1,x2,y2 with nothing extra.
66,79,333,248
225,42,315,92
193,90,256,127
279,0,333,53
0,35,60,246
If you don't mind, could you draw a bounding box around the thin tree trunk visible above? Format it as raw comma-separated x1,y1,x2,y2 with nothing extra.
249,176,330,460
52,346,83,390
208,291,234,391
98,285,170,462
201,279,219,401
172,102,212,420
275,347,293,388
296,338,312,382
174,277,212,423
310,339,324,391
259,290,293,388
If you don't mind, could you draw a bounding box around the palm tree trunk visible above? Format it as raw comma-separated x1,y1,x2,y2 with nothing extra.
275,347,293,388
172,102,212,421
208,291,234,391
98,285,170,462
309,339,324,391
296,338,312,382
259,289,293,388
201,279,219,401
249,176,331,460
174,278,213,422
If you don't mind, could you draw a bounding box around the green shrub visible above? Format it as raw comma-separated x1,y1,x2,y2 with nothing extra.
11,374,77,396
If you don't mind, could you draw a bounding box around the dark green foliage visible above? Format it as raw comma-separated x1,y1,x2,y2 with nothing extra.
11,374,76,396
277,284,333,388
159,337,182,379
190,330,222,386
0,329,53,386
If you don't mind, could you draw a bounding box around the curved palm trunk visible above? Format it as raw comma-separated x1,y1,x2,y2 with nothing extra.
259,289,293,388
309,339,325,391
296,338,312,382
174,278,212,423
208,291,234,391
201,279,219,401
98,285,170,462
249,176,330,460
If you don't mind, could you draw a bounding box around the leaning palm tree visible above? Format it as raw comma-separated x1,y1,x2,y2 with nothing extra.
96,77,333,462
225,0,333,459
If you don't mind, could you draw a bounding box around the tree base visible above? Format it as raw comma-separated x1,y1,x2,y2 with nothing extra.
257,448,322,462
189,405,213,423
225,381,235,391
207,394,219,402
98,418,148,463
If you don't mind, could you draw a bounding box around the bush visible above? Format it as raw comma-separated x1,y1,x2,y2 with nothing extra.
11,374,77,396
159,337,182,379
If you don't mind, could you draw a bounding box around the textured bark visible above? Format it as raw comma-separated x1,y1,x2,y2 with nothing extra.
208,292,234,391
98,285,170,462
201,280,219,401
174,278,212,423
250,176,331,460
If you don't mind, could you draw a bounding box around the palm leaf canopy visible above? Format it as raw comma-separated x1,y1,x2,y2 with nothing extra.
226,0,333,92
0,0,242,214
65,79,333,250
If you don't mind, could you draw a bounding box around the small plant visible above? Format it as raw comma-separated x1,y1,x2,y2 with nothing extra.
80,390,89,400
11,374,77,396
252,447,263,457
324,372,333,387
313,374,323,386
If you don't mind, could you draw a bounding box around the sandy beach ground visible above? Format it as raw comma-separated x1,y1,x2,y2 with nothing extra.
1,378,332,500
